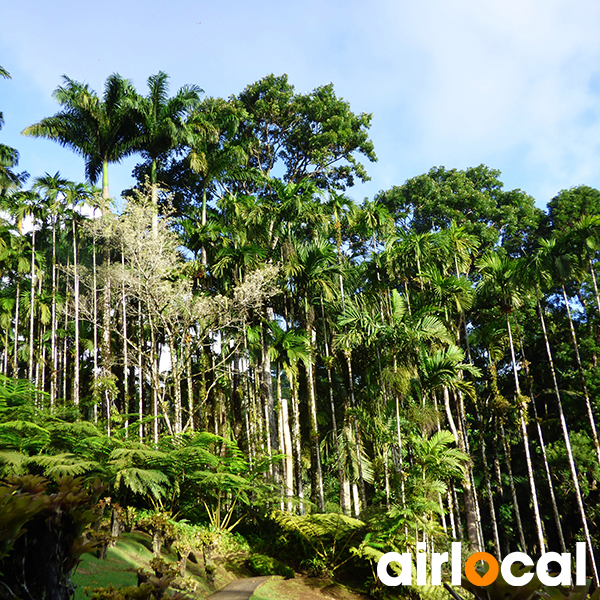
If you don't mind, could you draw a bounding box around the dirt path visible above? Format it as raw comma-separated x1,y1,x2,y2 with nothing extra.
205,576,270,600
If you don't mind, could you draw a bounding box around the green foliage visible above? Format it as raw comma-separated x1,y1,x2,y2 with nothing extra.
0,474,106,600
271,510,365,576
248,553,295,579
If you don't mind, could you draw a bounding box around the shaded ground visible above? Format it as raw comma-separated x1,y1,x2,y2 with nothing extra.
249,575,373,600
206,576,270,599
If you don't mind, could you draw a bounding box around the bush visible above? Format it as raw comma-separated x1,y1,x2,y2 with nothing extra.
247,553,295,579
0,474,105,600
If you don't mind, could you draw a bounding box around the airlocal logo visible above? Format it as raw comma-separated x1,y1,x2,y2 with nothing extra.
377,542,588,587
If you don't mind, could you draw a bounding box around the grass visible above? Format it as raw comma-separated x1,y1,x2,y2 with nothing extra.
72,533,152,598
249,575,372,600
71,531,216,599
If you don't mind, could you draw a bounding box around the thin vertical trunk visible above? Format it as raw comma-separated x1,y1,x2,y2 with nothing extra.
102,247,112,436
499,419,527,553
151,160,159,238
306,325,325,512
201,188,207,268
171,338,182,435
290,371,305,515
187,343,194,432
536,288,598,582
320,296,347,515
121,252,129,438
261,311,279,481
393,357,406,507
345,349,366,510
50,220,57,407
443,386,480,551
93,236,99,424
474,408,502,559
506,315,545,554
138,299,144,442
519,324,566,553
13,280,20,378
560,283,600,471
28,229,35,383
73,218,80,407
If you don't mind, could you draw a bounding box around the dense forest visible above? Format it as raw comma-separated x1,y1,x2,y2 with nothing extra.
2,65,600,598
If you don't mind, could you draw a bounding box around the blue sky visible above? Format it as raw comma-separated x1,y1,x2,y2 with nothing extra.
2,0,600,210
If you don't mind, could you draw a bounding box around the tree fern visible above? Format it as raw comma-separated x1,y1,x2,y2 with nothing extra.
113,467,170,501
27,453,102,479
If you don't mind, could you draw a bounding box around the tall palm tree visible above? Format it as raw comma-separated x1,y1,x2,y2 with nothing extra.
477,251,546,555
33,172,70,407
22,74,138,199
128,71,202,234
529,239,599,581
0,66,27,195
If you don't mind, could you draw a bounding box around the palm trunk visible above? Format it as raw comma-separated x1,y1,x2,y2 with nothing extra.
50,219,57,407
320,297,348,514
519,323,566,553
505,315,545,554
102,247,112,436
306,316,325,512
73,218,80,407
151,159,159,238
560,283,600,471
289,370,305,515
499,419,527,553
536,288,598,582
121,253,129,438
28,229,35,383
93,235,99,423
13,280,20,378
393,357,407,507
345,349,366,510
443,386,480,551
138,299,144,442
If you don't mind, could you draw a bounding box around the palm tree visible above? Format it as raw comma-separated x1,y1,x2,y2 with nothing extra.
33,172,70,407
22,74,138,199
477,251,546,555
128,71,202,234
529,239,599,582
0,66,27,195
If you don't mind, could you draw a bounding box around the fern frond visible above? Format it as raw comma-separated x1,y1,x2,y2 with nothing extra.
113,467,170,501
28,453,102,478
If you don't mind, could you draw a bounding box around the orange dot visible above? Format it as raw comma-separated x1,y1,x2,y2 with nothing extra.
464,552,499,586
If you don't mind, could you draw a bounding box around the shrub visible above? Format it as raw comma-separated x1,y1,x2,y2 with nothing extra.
247,553,295,579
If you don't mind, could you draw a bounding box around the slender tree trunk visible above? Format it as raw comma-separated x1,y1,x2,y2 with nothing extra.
290,371,305,515
261,311,279,481
393,356,407,507
50,220,57,407
102,248,112,436
186,342,194,433
536,289,599,582
443,386,480,551
93,236,99,423
345,349,366,510
121,253,129,438
560,283,600,471
13,280,20,378
73,218,80,407
506,315,545,554
306,320,325,512
320,297,347,514
28,229,35,383
518,324,566,553
138,299,144,442
499,419,527,553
